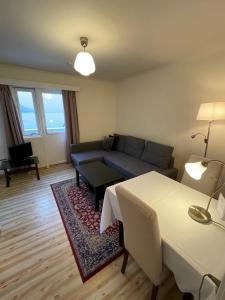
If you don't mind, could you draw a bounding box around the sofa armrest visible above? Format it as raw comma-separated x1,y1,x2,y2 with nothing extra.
159,168,178,180
71,140,102,153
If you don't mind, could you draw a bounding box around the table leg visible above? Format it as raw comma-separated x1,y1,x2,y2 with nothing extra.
76,169,80,187
94,189,99,212
4,169,11,188
119,221,124,247
35,163,40,180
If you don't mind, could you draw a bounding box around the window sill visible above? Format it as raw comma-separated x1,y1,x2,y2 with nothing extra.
24,132,65,139
24,135,43,140
46,132,65,135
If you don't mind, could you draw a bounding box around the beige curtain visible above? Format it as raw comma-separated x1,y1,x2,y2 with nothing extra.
0,84,24,146
62,90,80,162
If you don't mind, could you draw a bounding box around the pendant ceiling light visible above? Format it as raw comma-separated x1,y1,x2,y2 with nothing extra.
74,37,95,76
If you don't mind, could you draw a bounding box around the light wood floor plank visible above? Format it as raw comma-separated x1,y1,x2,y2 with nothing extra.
0,163,182,300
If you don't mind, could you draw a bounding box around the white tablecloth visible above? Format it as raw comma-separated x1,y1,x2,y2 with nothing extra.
100,172,225,300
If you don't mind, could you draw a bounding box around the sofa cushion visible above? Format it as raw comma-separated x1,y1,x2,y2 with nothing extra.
141,141,173,169
115,135,126,152
71,150,107,166
124,136,145,158
104,151,161,179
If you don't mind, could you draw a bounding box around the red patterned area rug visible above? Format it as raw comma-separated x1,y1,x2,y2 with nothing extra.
51,179,124,282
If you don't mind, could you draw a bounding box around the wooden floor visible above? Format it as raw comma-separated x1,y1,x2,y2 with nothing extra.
0,164,182,300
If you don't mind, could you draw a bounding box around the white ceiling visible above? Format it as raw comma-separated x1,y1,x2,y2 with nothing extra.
1,0,225,81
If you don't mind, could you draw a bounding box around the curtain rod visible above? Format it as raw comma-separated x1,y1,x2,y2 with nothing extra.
0,78,80,92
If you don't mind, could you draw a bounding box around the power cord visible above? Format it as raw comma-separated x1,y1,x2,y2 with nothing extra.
212,219,225,230
199,274,221,300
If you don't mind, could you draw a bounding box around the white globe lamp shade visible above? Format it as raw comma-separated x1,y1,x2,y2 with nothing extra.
185,161,207,180
74,51,95,76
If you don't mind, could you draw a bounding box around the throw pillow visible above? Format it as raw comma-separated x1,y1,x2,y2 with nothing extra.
102,136,114,151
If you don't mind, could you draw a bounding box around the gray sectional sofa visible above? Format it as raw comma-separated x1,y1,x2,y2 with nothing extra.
71,135,178,180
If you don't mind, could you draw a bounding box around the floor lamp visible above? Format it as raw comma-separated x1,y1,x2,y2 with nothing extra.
191,102,225,157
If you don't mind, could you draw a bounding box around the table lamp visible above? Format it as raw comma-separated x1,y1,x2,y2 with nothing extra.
185,159,225,223
191,102,225,157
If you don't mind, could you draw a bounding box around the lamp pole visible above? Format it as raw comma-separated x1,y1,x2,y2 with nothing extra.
204,121,213,157
191,120,213,158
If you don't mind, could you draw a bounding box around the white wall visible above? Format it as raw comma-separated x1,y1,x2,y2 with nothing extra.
25,134,66,167
0,64,117,166
116,53,225,175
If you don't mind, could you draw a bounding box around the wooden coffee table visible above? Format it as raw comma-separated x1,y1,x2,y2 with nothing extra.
75,161,124,211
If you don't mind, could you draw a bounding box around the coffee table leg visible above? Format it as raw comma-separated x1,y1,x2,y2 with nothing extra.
4,169,11,187
35,163,40,180
76,169,80,187
119,221,124,247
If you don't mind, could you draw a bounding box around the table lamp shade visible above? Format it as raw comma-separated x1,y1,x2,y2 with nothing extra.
185,161,207,180
197,102,225,121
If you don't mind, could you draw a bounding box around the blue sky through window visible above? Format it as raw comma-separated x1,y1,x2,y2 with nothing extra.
17,90,39,135
42,93,65,133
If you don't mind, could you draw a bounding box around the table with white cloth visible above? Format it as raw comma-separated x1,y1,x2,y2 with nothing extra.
100,171,225,300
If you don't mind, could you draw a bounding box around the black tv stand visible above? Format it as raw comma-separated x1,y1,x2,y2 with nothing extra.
0,156,40,187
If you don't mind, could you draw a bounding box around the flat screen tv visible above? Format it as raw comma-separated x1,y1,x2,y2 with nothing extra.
9,142,33,162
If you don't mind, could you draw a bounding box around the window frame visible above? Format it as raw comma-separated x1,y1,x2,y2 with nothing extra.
12,87,65,137
39,89,65,135
13,87,41,137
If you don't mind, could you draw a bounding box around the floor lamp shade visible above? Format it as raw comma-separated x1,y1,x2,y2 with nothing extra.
197,102,225,121
193,102,225,157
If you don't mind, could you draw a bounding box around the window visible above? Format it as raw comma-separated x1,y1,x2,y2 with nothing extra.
16,89,39,136
13,88,65,137
42,92,65,134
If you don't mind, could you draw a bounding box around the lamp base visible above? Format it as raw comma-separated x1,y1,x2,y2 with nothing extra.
188,205,211,223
